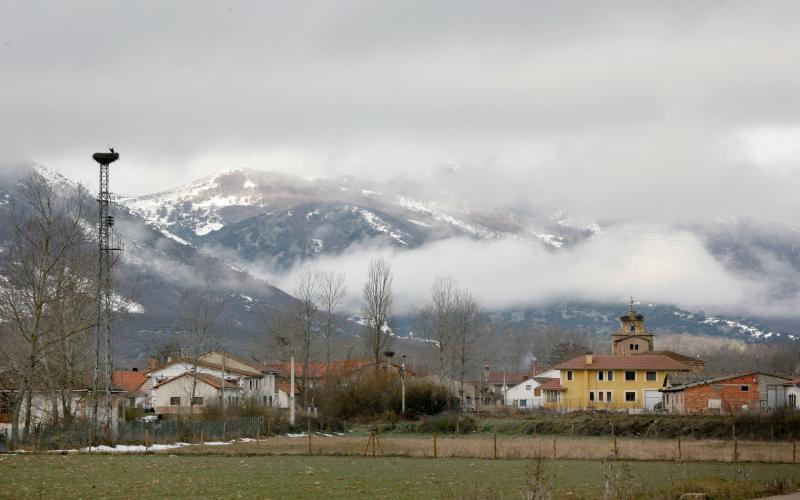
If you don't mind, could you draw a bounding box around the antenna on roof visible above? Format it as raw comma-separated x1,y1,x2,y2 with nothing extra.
629,296,636,315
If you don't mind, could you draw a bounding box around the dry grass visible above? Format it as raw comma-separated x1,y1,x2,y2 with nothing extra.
171,434,800,463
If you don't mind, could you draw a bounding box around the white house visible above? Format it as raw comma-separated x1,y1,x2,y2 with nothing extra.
504,369,560,409
151,373,241,414
144,351,279,415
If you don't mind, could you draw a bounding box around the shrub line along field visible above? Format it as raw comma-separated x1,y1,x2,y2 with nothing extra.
1,454,799,499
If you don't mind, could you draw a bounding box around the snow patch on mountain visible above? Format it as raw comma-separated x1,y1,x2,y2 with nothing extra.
354,207,409,246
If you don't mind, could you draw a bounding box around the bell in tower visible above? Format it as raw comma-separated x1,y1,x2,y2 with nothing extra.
611,298,654,356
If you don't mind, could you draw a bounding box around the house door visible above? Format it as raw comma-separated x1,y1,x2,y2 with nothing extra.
644,390,661,410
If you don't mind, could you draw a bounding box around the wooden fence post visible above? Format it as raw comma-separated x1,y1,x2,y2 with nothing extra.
256,428,260,448
611,423,617,458
433,432,438,459
552,434,556,459
677,436,682,461
793,440,796,464
734,438,738,462
493,433,497,460
571,422,575,438
200,429,204,444
307,429,312,456
144,429,149,453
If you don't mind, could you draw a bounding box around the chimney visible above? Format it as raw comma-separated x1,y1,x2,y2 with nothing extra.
148,356,158,370
484,364,490,382
585,352,593,365
532,359,539,376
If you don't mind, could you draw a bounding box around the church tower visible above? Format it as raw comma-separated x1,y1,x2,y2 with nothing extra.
611,298,654,356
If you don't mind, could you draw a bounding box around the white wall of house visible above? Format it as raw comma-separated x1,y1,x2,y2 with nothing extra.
505,379,544,409
503,371,559,409
151,376,241,414
0,391,121,433
147,360,277,407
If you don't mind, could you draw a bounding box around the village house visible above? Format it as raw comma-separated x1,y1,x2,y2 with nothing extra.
547,306,698,411
112,368,149,410
143,351,278,415
661,372,793,414
151,373,242,414
504,369,560,410
0,370,125,432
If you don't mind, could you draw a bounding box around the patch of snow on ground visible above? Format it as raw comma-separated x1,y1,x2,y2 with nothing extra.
195,221,224,236
243,179,256,189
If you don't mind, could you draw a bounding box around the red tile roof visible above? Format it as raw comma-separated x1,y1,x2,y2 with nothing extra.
276,381,301,394
555,354,690,371
266,359,391,378
154,372,241,390
538,378,566,391
485,371,531,385
112,370,147,393
783,378,800,386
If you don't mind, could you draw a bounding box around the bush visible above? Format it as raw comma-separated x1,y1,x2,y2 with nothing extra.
315,370,450,421
415,412,477,434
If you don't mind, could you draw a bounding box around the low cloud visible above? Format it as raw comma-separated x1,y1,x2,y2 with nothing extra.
237,224,797,318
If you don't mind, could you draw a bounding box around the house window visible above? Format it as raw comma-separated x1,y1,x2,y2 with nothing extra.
170,397,180,406
629,343,634,350
607,371,614,381
630,324,635,333
589,392,595,402
646,372,657,381
526,385,532,391
789,394,797,408
567,371,573,381
598,392,604,402
740,385,749,392
606,391,612,402
520,399,527,407
598,371,604,381
634,344,639,351
534,388,541,397
625,391,636,402
625,371,636,381
191,397,203,406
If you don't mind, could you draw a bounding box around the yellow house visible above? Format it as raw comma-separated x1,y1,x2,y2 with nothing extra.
546,352,691,411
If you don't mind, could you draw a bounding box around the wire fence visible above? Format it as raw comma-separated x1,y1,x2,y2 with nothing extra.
2,416,265,451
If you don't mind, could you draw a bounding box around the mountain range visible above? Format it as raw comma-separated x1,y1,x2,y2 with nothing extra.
2,166,798,364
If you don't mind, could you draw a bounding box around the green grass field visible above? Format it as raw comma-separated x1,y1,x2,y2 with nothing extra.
1,454,799,499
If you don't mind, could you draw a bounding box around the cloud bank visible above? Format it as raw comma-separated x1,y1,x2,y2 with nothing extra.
257,224,796,318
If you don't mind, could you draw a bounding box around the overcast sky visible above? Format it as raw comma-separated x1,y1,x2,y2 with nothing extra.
2,1,800,224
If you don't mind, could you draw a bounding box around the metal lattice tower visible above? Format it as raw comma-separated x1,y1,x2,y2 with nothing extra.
91,149,120,431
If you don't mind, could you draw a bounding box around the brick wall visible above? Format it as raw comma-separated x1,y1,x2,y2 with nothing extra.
683,374,759,414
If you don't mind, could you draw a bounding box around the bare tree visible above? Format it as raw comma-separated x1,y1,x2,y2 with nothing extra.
317,271,347,372
149,337,182,366
362,258,394,366
0,173,96,441
414,276,458,391
451,287,483,409
292,269,319,408
177,290,225,415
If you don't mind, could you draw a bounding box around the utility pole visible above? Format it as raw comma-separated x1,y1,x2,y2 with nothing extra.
91,149,120,434
400,354,406,415
289,351,296,427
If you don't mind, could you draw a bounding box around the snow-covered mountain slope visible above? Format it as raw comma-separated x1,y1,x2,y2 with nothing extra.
119,168,598,263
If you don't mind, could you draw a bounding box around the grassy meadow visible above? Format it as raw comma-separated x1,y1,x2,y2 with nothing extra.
1,453,799,499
